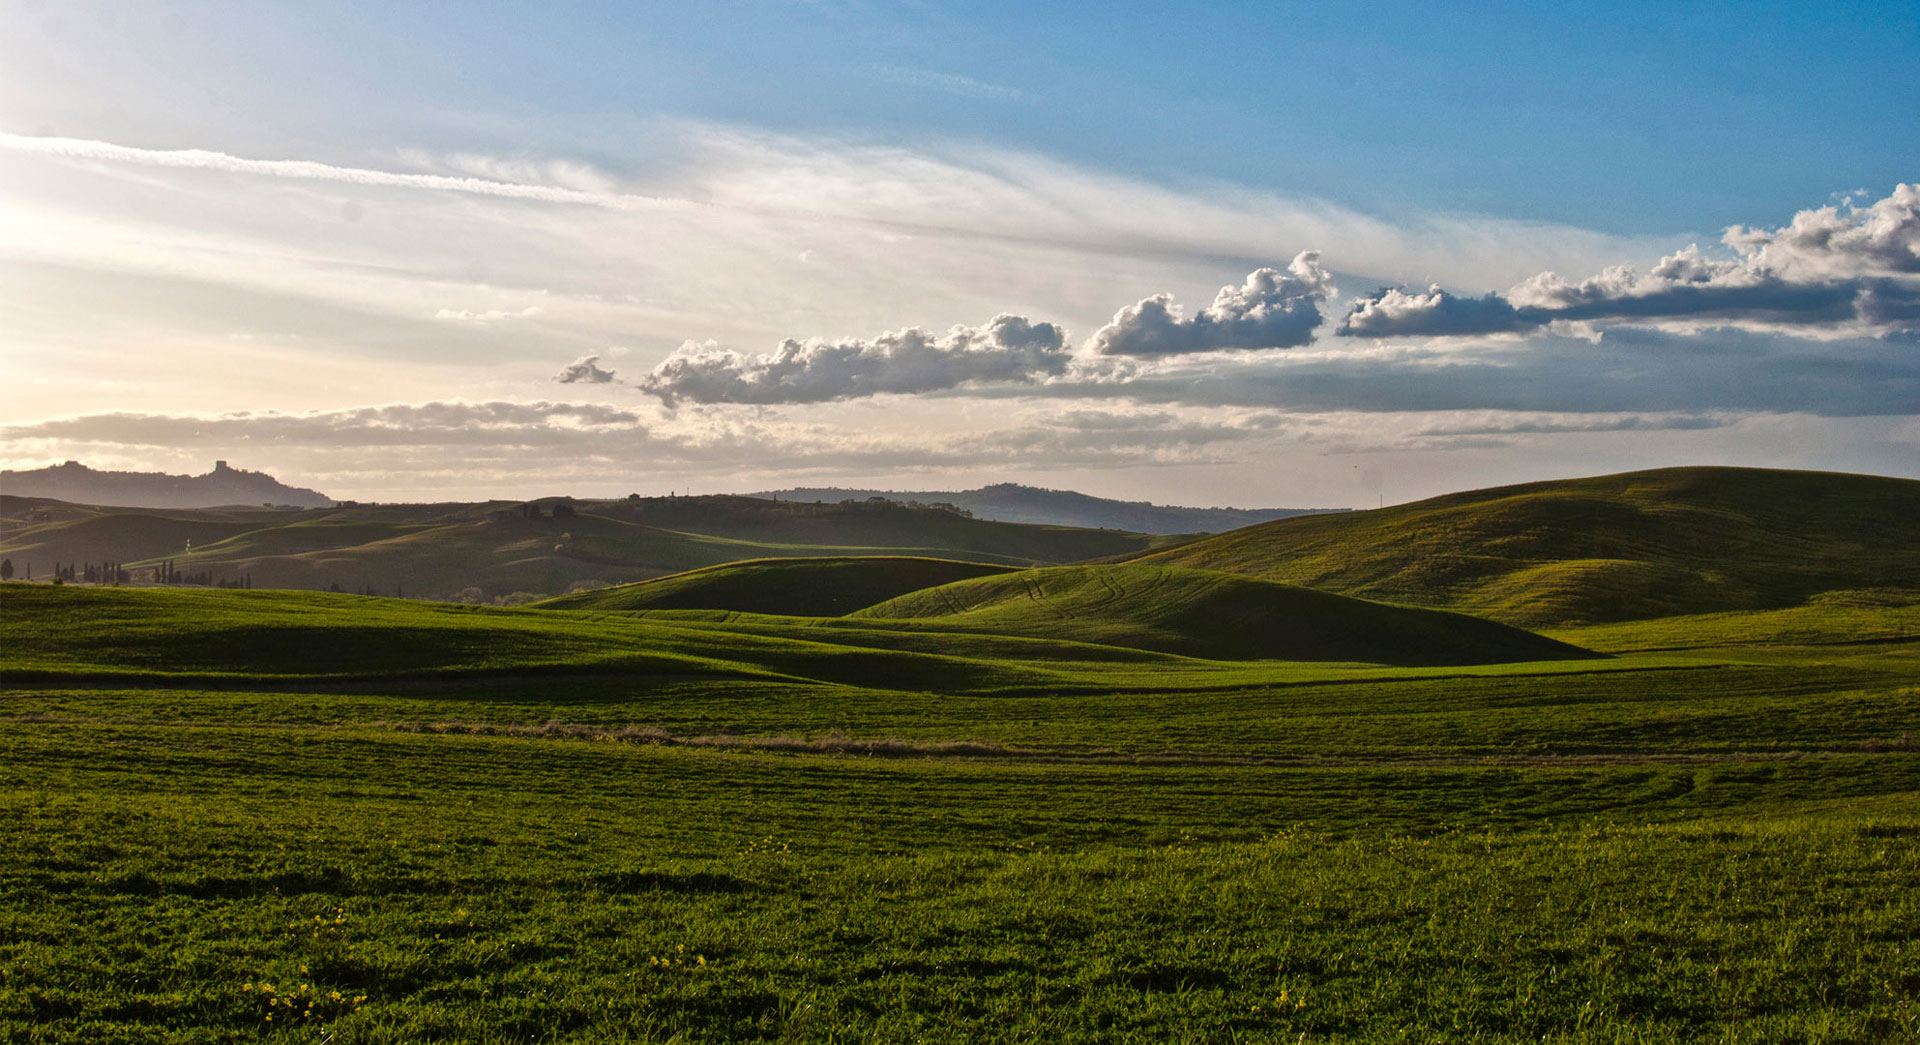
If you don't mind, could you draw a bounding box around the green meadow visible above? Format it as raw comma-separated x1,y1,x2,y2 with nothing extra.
2,573,1916,1042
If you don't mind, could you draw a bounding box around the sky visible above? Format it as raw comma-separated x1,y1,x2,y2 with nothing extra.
2,0,1916,508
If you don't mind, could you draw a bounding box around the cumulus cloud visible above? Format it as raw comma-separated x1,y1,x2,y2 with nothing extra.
554,354,619,384
1337,287,1532,338
1340,185,1920,338
638,314,1070,406
1090,252,1333,355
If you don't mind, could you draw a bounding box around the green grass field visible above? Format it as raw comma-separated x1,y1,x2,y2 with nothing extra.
2,580,1916,1042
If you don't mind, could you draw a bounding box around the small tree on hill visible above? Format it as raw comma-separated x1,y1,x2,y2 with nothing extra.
0,558,12,580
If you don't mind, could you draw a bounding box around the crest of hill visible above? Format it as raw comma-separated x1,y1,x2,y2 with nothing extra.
1128,466,1920,627
534,556,1021,615
851,564,1595,665
0,460,332,509
744,483,1346,534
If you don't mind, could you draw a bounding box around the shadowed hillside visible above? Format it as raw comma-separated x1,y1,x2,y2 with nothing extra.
1128,466,1920,626
745,483,1345,533
535,556,1021,615
1,494,1175,601
852,564,1596,664
0,499,277,566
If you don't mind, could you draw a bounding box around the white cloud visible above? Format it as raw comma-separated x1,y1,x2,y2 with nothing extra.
639,314,1070,405
1090,253,1333,355
1341,184,1920,338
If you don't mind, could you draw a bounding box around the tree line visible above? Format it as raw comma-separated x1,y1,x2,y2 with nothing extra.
0,558,252,588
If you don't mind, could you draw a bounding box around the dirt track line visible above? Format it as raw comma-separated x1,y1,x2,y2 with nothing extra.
2,713,1909,768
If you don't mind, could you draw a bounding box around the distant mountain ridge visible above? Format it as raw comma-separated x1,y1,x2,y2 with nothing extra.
0,460,332,509
744,482,1347,534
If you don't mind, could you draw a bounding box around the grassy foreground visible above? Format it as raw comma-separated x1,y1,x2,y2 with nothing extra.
1,584,1916,1042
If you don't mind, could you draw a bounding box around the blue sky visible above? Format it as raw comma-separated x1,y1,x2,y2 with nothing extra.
19,1,1915,230
2,1,1916,504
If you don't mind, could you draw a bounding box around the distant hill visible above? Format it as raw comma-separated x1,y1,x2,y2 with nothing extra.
850,564,1595,664
1129,466,1920,626
0,493,1177,602
0,460,332,509
744,483,1346,534
535,556,1020,615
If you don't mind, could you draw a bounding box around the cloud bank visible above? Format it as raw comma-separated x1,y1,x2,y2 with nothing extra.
1341,184,1920,338
1015,327,1920,417
1090,251,1333,356
633,258,1337,405
639,314,1070,406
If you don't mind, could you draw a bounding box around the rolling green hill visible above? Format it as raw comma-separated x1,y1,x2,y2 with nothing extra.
1129,466,1920,626
0,584,1093,692
4,581,1917,1041
534,556,1020,615
0,494,1175,602
851,563,1594,664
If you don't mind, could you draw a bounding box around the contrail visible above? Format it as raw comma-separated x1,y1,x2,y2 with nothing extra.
0,131,664,210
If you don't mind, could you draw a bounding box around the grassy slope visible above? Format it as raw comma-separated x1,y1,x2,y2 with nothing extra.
850,563,1595,665
533,556,1020,615
1,496,1172,601
589,495,1184,558
0,500,270,565
1131,465,1920,626
1550,590,1920,653
0,585,1166,694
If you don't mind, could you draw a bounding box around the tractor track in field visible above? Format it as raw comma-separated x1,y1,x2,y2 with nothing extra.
1,658,1759,701
0,712,1908,769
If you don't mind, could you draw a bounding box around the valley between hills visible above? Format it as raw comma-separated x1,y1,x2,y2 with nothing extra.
1,464,1916,1042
